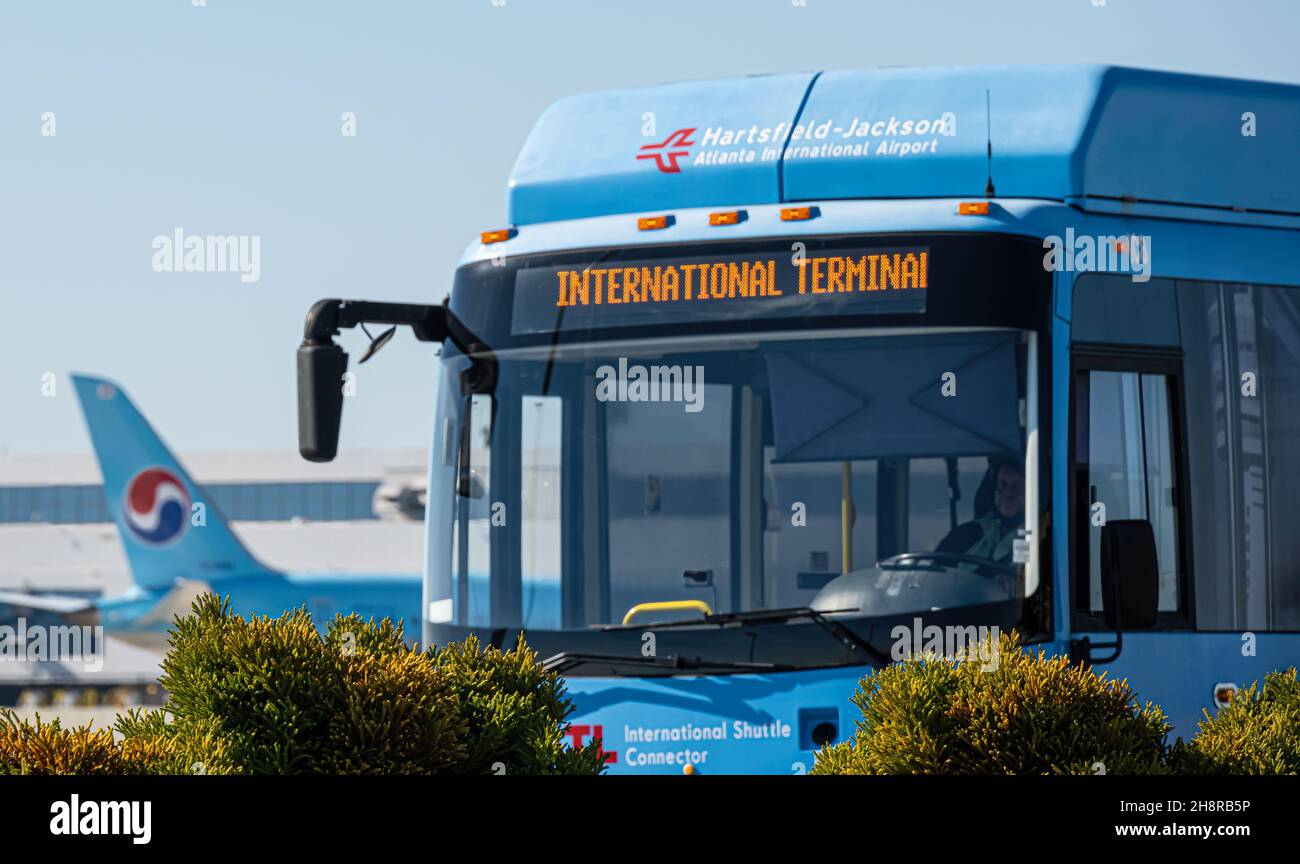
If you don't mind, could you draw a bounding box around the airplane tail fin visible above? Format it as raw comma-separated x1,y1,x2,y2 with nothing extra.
71,374,269,590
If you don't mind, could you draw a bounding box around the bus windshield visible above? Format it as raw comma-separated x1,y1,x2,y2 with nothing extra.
426,234,1046,671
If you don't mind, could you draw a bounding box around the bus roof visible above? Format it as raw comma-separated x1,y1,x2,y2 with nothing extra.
507,65,1300,227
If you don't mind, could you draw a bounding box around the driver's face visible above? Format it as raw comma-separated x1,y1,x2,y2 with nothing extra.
994,465,1025,519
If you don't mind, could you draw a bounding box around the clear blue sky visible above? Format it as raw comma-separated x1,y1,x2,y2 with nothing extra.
2,0,1296,456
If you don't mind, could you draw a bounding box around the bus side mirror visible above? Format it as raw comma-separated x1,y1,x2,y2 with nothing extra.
296,298,451,463
1100,519,1159,630
297,340,349,462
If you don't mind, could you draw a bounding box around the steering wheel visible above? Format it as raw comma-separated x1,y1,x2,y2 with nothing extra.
878,551,1019,585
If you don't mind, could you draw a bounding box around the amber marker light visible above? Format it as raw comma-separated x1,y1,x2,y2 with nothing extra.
708,210,742,226
480,228,514,244
637,215,671,231
779,206,813,221
956,201,991,216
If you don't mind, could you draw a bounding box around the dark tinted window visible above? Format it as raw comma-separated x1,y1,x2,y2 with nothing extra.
1179,280,1300,631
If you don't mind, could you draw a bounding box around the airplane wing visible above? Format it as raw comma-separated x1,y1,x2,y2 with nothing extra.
0,589,96,615
133,579,214,629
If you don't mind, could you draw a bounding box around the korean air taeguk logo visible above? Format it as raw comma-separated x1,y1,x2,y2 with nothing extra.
123,467,190,545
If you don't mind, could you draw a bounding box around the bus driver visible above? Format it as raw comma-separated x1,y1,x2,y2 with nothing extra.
937,460,1025,566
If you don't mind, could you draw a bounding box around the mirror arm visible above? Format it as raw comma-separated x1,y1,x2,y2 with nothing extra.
303,298,450,344
297,298,465,464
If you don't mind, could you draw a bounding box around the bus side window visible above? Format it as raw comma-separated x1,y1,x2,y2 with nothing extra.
1074,367,1185,624
1256,287,1300,629
1180,280,1300,632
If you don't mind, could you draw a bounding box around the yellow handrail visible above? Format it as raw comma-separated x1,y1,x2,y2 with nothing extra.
621,600,714,626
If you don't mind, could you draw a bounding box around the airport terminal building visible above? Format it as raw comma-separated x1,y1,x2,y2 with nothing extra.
0,449,427,526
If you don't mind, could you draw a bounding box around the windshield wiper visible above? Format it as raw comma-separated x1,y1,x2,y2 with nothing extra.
540,247,618,395
604,606,891,667
541,651,796,676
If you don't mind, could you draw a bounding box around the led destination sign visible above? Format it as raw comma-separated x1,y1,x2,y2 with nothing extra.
511,246,929,335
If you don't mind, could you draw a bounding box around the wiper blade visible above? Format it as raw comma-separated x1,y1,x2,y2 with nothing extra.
541,651,795,675
606,606,891,667
541,247,617,395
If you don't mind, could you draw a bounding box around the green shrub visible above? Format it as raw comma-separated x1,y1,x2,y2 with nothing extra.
0,709,213,775
1,711,121,775
111,708,238,775
1171,668,1300,775
136,595,460,773
433,633,610,775
812,631,1170,775
106,594,603,775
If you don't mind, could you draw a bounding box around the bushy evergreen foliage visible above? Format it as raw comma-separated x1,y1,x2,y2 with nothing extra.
0,709,225,775
812,631,1171,775
2,594,605,775
1171,668,1300,775
433,633,610,775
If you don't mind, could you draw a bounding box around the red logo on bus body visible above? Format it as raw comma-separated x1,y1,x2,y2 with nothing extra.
637,128,696,173
567,724,618,763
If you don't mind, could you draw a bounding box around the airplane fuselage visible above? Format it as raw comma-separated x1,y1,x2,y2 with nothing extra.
95,572,422,651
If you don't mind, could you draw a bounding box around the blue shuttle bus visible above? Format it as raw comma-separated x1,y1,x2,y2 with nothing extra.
296,66,1300,774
